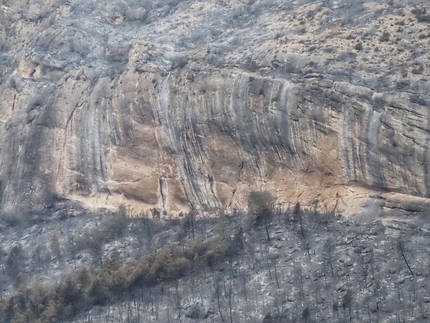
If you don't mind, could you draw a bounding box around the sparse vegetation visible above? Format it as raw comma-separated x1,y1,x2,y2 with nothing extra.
0,200,429,322
0,216,239,322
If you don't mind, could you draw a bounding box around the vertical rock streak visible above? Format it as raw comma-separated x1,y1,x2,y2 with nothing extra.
1,67,430,215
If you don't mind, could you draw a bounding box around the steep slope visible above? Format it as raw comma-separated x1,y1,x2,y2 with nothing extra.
2,209,430,322
1,0,430,217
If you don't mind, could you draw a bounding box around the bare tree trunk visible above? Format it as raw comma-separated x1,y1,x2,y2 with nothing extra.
215,280,225,322
398,239,414,277
227,281,233,323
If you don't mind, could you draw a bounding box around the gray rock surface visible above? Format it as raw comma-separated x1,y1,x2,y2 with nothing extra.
1,0,430,216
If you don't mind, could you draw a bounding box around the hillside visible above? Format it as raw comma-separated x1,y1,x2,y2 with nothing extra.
2,206,430,322
1,0,430,322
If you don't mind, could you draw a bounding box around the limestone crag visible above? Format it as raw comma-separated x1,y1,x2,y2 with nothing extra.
1,0,430,217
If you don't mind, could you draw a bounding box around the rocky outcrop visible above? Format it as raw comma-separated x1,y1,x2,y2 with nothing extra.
1,0,430,217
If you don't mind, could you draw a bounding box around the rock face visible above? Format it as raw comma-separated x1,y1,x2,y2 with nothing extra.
1,0,430,216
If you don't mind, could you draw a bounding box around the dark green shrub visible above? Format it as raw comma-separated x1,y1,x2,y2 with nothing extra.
379,32,390,42
89,279,109,306
412,8,430,22
354,42,363,51
6,245,25,280
247,191,275,227
203,238,229,268
57,277,86,317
